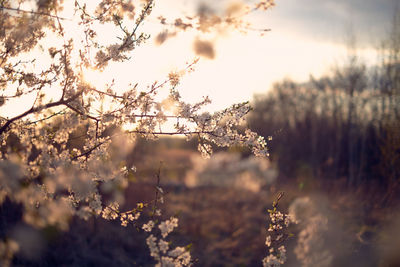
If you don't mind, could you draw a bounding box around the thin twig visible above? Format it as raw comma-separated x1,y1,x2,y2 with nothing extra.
0,90,83,135
0,6,69,20
24,108,67,125
152,162,163,220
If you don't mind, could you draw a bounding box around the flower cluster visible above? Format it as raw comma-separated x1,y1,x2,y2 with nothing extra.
154,0,276,55
0,0,276,265
262,192,295,267
289,197,333,267
145,216,192,267
0,239,19,267
185,152,276,192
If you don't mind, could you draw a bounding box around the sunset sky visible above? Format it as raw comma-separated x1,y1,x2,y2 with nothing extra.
1,0,397,117
98,0,397,111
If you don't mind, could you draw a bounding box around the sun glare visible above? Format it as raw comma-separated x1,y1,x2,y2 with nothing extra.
0,0,381,124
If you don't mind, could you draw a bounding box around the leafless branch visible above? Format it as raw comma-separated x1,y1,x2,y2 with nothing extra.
0,6,69,20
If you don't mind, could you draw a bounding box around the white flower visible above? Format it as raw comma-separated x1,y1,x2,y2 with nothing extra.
159,217,178,238
146,234,159,258
158,239,169,253
142,220,155,232
265,235,272,247
262,254,281,267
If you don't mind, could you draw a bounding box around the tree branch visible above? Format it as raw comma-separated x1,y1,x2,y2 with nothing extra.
0,90,83,135
24,109,67,126
0,6,69,20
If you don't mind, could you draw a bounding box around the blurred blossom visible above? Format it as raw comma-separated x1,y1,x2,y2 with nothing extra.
155,30,177,45
225,1,245,17
288,197,316,224
193,39,215,59
10,224,44,260
289,196,355,267
159,217,179,238
0,155,26,202
185,152,276,192
142,220,155,232
0,239,19,267
289,197,333,267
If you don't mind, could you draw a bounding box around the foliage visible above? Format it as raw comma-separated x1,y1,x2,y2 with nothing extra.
0,0,276,265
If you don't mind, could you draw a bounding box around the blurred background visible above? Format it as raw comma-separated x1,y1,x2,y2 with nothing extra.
2,0,400,266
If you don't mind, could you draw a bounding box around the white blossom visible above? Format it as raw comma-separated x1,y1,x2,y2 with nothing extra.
142,220,155,232
159,217,179,238
0,0,276,265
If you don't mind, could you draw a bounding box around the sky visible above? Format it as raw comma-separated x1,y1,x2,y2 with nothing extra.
107,0,397,111
263,0,395,45
1,0,398,117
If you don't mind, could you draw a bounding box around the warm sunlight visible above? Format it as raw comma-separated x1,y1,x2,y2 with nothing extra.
1,0,398,266
0,0,382,119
